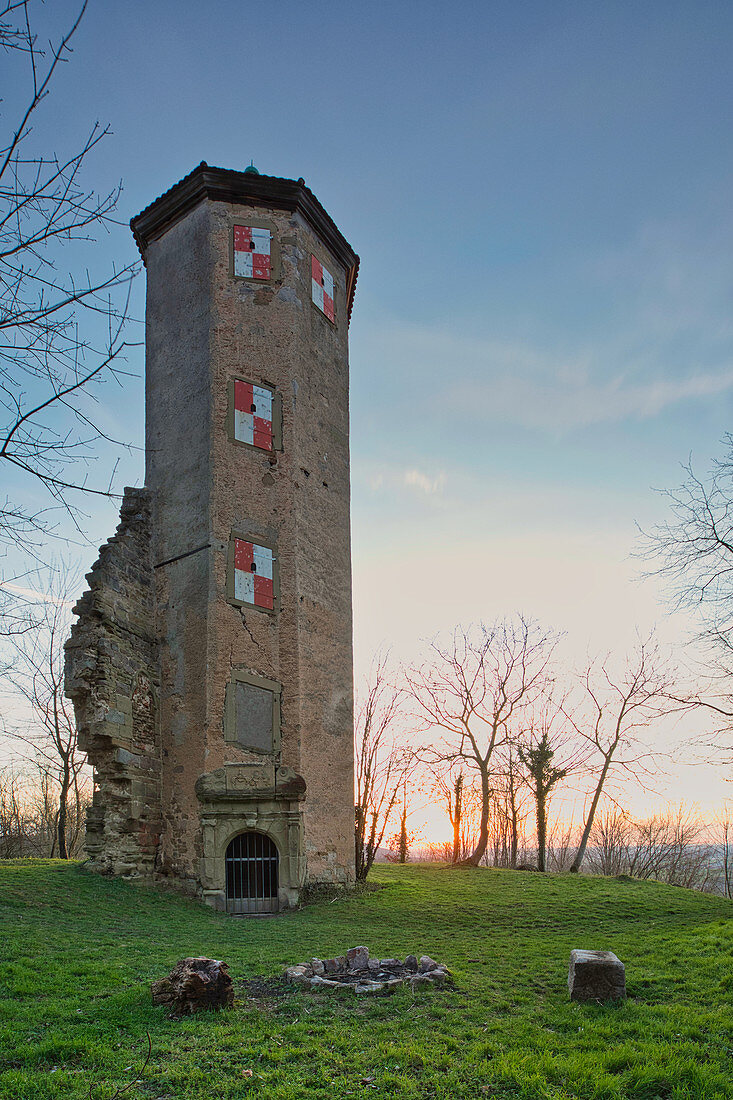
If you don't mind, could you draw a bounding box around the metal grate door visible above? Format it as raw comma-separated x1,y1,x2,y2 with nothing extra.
225,832,279,914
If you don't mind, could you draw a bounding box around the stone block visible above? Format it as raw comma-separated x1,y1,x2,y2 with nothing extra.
347,945,369,970
284,965,311,983
310,975,344,989
568,950,625,1002
410,973,433,989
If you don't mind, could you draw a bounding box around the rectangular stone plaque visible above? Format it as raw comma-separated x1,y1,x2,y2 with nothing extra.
235,680,273,751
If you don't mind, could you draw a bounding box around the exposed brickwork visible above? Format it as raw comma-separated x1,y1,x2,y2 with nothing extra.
65,488,162,877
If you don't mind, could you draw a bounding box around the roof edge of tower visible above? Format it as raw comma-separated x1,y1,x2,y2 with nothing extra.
130,162,360,320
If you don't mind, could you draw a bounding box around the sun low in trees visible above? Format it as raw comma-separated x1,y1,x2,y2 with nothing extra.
406,617,559,867
409,622,679,873
431,767,464,863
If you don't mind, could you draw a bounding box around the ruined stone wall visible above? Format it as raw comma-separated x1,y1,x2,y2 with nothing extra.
65,487,161,877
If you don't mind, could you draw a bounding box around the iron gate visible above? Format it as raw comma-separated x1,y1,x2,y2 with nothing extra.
225,831,279,914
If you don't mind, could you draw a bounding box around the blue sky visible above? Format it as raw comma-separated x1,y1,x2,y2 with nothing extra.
5,1,733,811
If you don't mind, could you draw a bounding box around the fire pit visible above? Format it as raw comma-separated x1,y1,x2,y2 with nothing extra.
284,945,450,994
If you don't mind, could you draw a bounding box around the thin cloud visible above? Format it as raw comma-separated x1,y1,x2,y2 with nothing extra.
358,321,733,433
403,468,446,495
362,466,447,498
459,361,733,431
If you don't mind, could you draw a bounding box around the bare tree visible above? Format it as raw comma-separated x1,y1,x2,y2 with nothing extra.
586,805,633,876
0,765,28,856
385,779,418,864
1,0,138,570
644,444,733,652
478,745,531,868
407,617,558,867
545,820,577,872
354,655,410,881
564,640,676,873
5,564,88,858
430,765,464,863
642,443,733,759
0,761,87,856
586,803,717,891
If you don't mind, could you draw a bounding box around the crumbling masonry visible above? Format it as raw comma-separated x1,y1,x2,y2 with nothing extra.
65,164,359,910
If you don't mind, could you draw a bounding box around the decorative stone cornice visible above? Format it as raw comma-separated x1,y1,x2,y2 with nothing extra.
130,162,359,321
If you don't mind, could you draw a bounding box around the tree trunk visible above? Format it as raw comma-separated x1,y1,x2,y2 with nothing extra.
355,805,365,881
151,957,234,1015
570,755,612,873
452,774,463,863
508,771,519,868
57,765,70,859
398,802,408,863
536,788,547,872
465,765,490,866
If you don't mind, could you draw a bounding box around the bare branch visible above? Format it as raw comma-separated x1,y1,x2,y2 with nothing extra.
0,0,140,605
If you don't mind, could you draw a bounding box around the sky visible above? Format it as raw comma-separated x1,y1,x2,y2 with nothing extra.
4,0,733,830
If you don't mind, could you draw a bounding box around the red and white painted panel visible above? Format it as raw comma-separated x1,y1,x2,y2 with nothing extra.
233,380,273,450
234,538,274,610
233,225,271,280
311,255,335,322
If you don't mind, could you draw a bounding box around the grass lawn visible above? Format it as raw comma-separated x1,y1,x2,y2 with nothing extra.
0,861,732,1099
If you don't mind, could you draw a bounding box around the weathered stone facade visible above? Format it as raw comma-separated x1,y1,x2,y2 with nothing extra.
66,165,359,910
65,488,161,876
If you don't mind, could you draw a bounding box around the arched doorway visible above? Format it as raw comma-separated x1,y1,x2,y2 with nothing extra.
225,831,279,914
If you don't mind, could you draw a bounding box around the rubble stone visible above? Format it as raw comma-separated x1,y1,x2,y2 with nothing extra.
347,945,370,970
284,965,311,983
283,946,450,995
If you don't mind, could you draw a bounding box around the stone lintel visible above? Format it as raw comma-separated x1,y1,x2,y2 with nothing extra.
195,764,306,804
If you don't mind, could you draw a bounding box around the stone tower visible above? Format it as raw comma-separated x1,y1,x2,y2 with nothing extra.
65,164,359,910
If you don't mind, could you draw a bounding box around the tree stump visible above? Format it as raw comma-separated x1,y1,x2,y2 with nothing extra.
151,957,234,1014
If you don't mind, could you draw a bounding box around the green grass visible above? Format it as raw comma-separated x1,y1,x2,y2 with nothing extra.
0,861,732,1099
